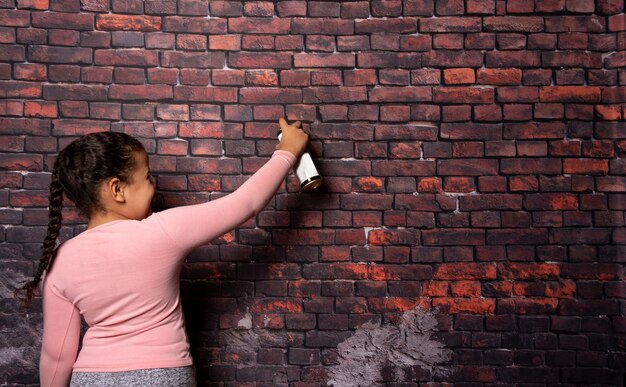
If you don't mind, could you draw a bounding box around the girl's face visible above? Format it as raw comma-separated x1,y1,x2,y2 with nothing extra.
123,151,156,220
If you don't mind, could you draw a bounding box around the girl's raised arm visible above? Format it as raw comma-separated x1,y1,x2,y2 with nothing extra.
153,149,296,252
151,119,307,253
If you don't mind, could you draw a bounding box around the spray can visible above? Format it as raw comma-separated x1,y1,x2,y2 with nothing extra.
277,129,323,192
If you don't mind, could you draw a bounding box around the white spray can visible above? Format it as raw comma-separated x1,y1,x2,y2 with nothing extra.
277,129,323,191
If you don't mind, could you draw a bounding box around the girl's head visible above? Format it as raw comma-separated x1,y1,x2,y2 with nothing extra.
16,131,152,307
57,131,150,217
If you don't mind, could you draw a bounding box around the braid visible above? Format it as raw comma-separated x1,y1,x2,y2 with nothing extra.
15,131,145,309
15,169,64,308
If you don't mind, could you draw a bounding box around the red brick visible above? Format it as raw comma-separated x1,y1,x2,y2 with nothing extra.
344,69,376,86
504,122,565,139
434,35,463,49
186,173,220,192
143,32,174,49
436,0,464,14
443,68,476,85
434,87,494,103
356,18,416,34
563,158,609,174
18,0,49,10
369,264,431,280
315,65,352,83
294,53,354,68
473,105,501,122
487,51,542,67
404,0,434,15
499,263,560,280
438,159,498,176
173,86,238,103
372,160,435,176
59,101,89,118
399,35,431,52
546,16,606,33
597,0,623,15
316,105,345,122
467,0,496,14
369,297,429,313
369,86,431,104
234,88,299,105
13,63,46,81
241,34,274,50
337,36,369,53
608,13,626,31
165,17,226,34
0,154,43,171
31,11,93,30
228,17,290,35
423,50,484,67
24,101,57,118
484,16,544,32
477,69,522,85
302,86,366,103
47,30,78,47
602,87,626,103
524,193,578,210
421,17,481,32
275,1,305,16
242,70,277,87
536,0,566,12
175,34,205,51
95,49,158,66
206,0,241,16
432,298,496,314
284,104,314,122
179,122,242,139
27,45,90,64
423,229,485,246
146,68,176,85
157,139,188,156
243,1,274,16
52,119,109,136
291,18,354,35
229,52,291,69
89,103,121,120
207,34,240,51
109,85,172,101
544,51,602,68
43,84,106,100
252,105,283,121
451,281,481,297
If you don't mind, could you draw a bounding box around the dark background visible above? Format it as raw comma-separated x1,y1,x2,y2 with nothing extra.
1,0,624,385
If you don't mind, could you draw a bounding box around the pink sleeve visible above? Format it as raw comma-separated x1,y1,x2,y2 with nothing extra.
153,150,296,251
40,278,81,387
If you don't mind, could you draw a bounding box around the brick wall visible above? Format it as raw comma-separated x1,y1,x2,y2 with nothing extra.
1,0,625,385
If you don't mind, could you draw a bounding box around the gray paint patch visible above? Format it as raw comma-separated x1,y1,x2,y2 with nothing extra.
327,307,451,386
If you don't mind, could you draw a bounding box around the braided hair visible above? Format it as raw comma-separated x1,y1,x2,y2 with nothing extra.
16,132,145,307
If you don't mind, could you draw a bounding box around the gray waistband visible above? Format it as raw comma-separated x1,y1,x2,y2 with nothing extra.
70,366,196,387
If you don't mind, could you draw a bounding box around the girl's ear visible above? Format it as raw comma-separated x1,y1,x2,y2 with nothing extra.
106,177,126,203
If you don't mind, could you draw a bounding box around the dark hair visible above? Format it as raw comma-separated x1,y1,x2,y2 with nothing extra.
16,132,145,307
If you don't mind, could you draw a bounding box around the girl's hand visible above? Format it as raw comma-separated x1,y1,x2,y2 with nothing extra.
275,118,309,158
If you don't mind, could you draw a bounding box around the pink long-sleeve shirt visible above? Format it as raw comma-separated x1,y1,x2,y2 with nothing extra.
40,150,296,387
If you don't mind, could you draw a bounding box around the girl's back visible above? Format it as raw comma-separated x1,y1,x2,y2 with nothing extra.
44,217,192,372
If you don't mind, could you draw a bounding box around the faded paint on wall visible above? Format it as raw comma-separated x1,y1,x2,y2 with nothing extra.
327,307,451,386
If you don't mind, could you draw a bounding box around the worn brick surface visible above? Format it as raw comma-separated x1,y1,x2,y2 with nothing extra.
1,1,624,385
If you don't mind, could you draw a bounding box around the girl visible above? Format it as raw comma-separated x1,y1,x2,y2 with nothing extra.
16,119,308,387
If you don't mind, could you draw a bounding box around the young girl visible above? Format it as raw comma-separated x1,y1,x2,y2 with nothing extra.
17,119,308,387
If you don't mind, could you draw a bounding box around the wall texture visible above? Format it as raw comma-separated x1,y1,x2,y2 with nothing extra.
1,0,625,386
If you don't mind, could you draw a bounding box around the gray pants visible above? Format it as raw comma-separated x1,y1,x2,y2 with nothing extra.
70,366,196,387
